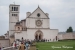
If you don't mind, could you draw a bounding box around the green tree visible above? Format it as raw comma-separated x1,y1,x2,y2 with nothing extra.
66,26,73,33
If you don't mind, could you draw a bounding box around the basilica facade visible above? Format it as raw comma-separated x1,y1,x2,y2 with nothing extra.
9,4,58,42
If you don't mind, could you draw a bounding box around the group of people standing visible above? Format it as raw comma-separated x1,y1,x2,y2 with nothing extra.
19,41,30,50
13,39,32,50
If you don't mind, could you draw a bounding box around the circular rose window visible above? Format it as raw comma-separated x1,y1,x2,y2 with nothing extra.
36,20,42,27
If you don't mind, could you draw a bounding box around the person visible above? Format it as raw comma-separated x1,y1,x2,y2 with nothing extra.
0,43,1,50
0,47,1,50
25,42,29,50
14,42,17,49
19,42,25,50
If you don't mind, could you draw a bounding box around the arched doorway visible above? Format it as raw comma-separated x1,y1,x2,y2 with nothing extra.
56,36,57,41
35,30,43,40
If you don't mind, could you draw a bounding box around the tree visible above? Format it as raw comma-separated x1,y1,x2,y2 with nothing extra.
66,26,73,33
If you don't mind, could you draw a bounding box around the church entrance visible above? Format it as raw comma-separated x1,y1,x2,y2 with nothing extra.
35,30,43,40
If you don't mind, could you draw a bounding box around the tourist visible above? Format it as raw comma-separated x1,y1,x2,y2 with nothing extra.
14,42,17,49
44,39,45,42
0,47,1,50
50,39,51,41
11,43,13,46
0,43,1,50
25,42,29,50
19,42,25,50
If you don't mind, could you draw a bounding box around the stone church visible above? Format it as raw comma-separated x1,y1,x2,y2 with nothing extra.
9,4,58,43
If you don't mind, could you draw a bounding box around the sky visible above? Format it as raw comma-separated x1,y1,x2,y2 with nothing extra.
0,0,75,35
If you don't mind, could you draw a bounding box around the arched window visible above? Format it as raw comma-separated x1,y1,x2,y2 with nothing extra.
14,7,16,11
14,7,18,11
18,27,20,30
16,7,18,11
12,7,13,11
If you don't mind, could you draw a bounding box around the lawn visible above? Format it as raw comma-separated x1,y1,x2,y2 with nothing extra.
36,40,75,50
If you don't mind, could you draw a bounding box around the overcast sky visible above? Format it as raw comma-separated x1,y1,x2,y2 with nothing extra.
0,0,75,35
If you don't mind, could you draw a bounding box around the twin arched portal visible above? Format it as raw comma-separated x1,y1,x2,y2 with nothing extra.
35,30,58,41
35,30,43,40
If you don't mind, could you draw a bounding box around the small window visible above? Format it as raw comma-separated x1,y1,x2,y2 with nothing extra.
37,13,40,17
14,7,18,11
12,14,17,16
14,14,15,16
17,7,18,11
14,7,16,11
12,14,14,16
15,14,17,16
15,7,18,11
12,7,13,11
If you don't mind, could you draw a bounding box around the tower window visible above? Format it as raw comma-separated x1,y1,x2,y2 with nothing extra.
12,14,13,16
14,7,16,11
15,14,17,16
12,7,13,11
14,7,18,11
15,7,18,11
14,14,15,16
12,14,17,16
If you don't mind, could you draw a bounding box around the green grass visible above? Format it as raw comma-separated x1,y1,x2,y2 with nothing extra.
36,40,75,50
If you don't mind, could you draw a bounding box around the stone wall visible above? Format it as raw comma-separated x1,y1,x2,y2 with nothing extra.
0,39,10,47
58,32,75,40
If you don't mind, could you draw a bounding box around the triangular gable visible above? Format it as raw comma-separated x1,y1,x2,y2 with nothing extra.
28,6,49,18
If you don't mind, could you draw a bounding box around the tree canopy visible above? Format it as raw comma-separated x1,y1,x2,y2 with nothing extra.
66,26,73,33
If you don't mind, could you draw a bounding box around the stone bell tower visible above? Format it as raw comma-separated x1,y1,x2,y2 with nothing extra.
9,4,20,37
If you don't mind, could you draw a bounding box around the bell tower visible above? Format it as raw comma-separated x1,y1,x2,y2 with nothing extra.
9,4,20,37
